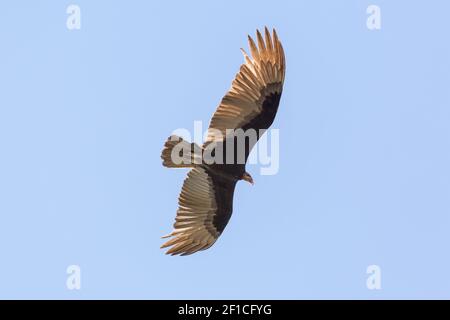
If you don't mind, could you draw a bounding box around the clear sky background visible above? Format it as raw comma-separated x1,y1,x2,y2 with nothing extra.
0,1,449,299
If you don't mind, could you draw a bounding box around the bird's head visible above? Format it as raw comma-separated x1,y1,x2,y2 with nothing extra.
241,172,254,185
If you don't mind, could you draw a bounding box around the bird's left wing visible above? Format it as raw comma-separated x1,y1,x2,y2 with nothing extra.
161,167,237,256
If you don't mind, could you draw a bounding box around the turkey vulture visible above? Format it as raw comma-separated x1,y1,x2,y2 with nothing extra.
160,27,285,255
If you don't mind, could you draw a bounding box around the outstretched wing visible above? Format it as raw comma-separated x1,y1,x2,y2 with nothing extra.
161,167,237,256
205,27,286,158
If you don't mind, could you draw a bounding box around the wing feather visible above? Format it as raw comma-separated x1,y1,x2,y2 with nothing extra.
161,167,236,256
206,27,285,144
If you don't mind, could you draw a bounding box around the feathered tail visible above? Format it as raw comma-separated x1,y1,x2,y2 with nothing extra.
161,135,202,168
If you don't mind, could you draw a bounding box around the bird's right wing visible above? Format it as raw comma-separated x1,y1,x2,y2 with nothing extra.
205,27,285,145
161,167,237,256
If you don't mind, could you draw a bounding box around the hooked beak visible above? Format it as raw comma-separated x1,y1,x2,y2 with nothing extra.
242,172,254,185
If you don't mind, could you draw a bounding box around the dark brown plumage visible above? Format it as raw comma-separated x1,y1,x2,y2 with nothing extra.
160,27,285,255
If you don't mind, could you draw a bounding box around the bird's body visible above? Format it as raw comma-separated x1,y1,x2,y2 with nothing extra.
160,28,285,255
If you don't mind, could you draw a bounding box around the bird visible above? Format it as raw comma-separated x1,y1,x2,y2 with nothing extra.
160,27,285,255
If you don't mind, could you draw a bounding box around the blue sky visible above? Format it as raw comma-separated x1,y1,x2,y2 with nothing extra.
0,1,449,299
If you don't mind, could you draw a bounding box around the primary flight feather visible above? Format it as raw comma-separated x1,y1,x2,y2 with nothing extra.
160,27,285,255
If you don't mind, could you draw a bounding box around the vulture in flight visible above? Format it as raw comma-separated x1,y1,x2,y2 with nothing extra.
160,27,285,255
